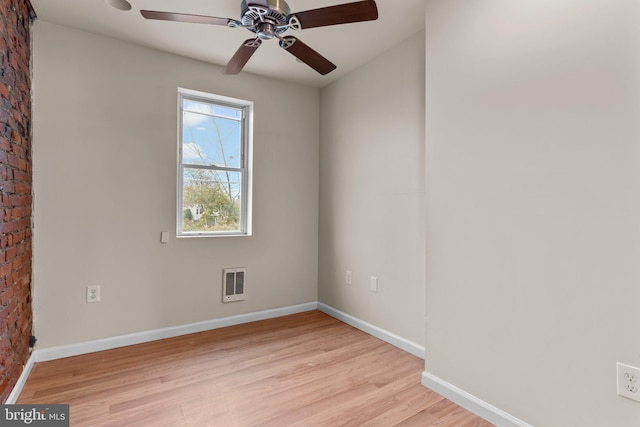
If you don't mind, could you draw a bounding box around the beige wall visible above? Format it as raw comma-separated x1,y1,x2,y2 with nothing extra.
32,21,319,348
425,1,640,425
318,31,426,346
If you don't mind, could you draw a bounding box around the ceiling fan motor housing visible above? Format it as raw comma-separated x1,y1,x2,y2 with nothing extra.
241,0,291,39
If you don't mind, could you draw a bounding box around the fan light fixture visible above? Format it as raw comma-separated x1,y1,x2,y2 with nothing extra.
105,0,132,12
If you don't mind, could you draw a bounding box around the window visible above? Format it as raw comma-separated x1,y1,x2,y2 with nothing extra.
178,88,253,236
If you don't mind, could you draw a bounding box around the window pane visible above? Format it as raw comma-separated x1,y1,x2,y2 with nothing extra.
178,89,252,237
183,99,242,120
182,168,243,233
182,111,242,168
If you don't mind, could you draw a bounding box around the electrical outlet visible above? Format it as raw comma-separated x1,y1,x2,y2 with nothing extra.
86,285,101,303
617,362,640,402
346,270,352,285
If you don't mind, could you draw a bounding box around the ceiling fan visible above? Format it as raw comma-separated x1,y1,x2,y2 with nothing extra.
141,0,378,76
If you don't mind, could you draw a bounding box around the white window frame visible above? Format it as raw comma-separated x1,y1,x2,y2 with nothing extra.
177,88,253,237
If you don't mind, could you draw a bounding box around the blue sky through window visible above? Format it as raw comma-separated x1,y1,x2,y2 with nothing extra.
182,99,242,168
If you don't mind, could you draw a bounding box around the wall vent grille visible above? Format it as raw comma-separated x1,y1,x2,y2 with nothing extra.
223,268,246,303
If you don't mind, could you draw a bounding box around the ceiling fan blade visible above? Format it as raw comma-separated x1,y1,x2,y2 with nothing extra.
140,10,234,26
223,39,263,75
279,36,336,75
288,0,378,30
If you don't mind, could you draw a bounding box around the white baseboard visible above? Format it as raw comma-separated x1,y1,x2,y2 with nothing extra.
422,371,532,427
34,302,318,363
317,302,425,359
5,353,35,404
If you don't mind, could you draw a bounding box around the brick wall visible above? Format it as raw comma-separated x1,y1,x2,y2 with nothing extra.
0,0,34,403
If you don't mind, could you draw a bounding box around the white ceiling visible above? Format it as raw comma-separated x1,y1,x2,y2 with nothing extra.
29,0,426,88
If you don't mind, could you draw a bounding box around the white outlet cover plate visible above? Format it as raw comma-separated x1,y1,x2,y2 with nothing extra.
617,362,640,402
86,285,101,303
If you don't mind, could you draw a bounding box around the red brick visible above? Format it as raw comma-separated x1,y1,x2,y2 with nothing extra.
0,262,12,279
0,0,34,403
0,287,13,305
14,182,28,194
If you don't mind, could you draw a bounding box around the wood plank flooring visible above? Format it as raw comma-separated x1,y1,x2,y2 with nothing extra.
18,310,493,427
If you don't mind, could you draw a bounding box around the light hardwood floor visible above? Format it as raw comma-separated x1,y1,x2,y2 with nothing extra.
18,311,493,426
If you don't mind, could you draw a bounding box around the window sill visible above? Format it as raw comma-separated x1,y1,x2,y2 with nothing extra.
177,232,252,238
